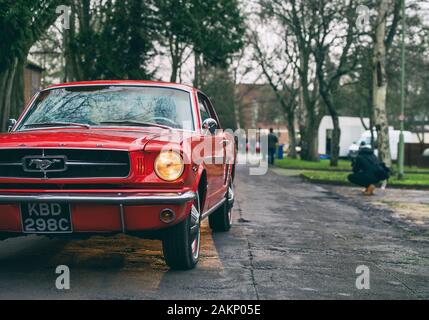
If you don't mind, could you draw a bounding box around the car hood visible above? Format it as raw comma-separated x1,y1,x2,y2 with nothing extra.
0,128,171,151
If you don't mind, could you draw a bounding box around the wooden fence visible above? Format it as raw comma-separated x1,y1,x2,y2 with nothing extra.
404,143,429,168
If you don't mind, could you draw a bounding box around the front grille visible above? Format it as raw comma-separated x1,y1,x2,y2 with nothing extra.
0,149,130,179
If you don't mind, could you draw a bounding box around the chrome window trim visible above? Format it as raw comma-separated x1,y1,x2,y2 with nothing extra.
65,161,128,166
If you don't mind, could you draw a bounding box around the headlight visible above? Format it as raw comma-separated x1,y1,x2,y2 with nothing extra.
154,151,184,181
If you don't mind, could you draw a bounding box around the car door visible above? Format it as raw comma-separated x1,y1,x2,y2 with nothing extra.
198,93,227,207
196,93,217,210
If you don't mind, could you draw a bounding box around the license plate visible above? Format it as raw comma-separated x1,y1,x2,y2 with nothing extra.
20,203,72,234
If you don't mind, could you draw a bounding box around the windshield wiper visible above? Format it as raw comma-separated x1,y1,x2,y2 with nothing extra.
99,120,170,129
24,122,91,129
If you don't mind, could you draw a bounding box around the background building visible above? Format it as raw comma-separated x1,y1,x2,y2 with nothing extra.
236,83,290,146
24,61,44,104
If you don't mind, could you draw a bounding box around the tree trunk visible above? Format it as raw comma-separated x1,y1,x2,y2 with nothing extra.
297,50,320,162
170,57,179,83
370,117,375,148
298,96,320,162
286,109,297,158
330,115,341,167
325,101,341,167
0,58,19,132
169,36,180,83
11,59,25,119
64,3,84,82
365,56,376,149
300,125,319,162
193,52,200,88
233,88,241,130
319,88,340,166
372,0,392,167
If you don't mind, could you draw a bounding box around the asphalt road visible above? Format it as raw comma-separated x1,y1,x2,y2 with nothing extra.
0,166,428,299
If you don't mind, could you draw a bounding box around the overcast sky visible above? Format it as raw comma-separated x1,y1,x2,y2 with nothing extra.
153,0,429,86
30,0,429,86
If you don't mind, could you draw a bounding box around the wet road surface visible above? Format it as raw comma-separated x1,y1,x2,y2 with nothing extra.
0,166,428,299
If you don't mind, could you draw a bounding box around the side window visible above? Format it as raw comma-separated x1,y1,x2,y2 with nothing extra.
198,92,221,127
198,93,211,123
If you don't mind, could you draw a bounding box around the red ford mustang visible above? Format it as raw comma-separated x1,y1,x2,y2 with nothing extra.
0,80,235,270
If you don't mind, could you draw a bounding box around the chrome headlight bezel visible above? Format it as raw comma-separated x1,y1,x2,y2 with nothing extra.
154,151,185,182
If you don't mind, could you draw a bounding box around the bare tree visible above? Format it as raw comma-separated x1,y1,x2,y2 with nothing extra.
230,47,255,129
372,0,401,167
311,0,360,166
261,0,321,161
251,31,299,158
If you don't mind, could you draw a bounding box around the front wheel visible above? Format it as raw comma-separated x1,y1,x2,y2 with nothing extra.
209,184,234,232
162,194,201,270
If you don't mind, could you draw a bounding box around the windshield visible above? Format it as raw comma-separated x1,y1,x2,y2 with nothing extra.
16,86,194,131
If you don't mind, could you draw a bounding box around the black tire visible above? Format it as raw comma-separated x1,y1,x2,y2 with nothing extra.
162,194,201,270
209,184,234,232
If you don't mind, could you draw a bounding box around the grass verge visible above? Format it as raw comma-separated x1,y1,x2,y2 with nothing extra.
300,171,429,189
275,158,352,171
275,157,429,174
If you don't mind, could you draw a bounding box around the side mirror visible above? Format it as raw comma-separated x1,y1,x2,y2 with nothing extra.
202,118,218,135
7,119,16,132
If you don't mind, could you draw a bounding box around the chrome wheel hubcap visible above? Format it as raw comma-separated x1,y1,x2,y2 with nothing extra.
227,186,234,224
190,202,201,260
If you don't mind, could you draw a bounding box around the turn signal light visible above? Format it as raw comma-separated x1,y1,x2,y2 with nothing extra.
136,157,144,175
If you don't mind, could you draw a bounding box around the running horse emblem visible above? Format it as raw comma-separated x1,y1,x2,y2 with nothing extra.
28,159,61,171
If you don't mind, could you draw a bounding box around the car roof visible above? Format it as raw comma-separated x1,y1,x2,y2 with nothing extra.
44,80,195,93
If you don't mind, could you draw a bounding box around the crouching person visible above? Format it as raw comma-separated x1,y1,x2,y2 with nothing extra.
348,142,389,196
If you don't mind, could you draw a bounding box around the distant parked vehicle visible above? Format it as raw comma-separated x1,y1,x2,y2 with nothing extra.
348,129,416,161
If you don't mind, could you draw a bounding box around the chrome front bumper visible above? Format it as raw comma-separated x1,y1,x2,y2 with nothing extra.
0,191,196,205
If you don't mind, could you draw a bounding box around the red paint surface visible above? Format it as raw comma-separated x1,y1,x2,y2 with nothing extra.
0,81,235,235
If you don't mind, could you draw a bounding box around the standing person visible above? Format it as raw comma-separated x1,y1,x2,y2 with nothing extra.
348,142,389,195
268,128,278,165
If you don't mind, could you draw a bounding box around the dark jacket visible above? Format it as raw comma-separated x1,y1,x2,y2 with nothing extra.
268,133,278,150
352,148,380,176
